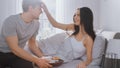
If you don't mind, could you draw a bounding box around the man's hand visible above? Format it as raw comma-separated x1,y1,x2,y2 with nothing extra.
35,58,52,68
77,62,87,68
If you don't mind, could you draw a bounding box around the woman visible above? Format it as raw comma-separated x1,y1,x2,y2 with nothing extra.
41,2,96,68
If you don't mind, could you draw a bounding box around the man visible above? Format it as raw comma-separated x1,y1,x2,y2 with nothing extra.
0,0,52,68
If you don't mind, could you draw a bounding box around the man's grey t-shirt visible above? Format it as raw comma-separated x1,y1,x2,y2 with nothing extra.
0,14,39,53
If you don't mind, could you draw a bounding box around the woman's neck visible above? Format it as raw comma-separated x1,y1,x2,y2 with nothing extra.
79,25,87,35
74,26,87,40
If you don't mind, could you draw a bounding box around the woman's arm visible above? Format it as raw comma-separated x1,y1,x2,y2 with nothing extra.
41,2,74,31
78,36,93,68
84,36,93,65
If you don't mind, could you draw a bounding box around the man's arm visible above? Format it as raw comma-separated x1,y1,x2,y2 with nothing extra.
28,37,44,57
5,36,52,68
6,36,39,63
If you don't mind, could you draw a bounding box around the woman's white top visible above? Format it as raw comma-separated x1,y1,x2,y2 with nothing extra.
37,35,87,63
55,36,86,62
70,36,86,59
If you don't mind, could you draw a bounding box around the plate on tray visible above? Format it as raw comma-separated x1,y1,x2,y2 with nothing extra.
42,56,64,67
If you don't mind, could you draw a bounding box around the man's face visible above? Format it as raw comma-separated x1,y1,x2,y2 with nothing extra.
30,5,42,20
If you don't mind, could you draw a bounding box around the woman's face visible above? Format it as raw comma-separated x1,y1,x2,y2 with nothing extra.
73,9,80,25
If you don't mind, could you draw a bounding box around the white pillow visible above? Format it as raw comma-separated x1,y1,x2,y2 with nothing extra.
90,36,106,66
100,31,116,40
42,32,67,46
106,39,120,59
38,32,67,55
24,32,67,55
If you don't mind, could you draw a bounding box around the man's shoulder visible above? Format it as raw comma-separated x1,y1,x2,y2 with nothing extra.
6,14,19,21
3,14,19,24
2,14,20,28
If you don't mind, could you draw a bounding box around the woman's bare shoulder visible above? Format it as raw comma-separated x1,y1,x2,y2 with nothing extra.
84,35,94,47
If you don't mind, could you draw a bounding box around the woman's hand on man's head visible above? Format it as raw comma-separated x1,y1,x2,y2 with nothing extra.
40,2,48,12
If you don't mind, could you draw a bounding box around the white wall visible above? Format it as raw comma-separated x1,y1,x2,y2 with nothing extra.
56,0,65,23
1,0,120,32
56,0,100,31
100,0,120,32
82,0,100,31
0,0,16,31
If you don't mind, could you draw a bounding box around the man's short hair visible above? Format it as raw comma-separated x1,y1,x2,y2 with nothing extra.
22,0,41,12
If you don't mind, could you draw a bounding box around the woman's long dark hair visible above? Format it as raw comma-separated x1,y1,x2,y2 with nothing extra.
72,7,96,41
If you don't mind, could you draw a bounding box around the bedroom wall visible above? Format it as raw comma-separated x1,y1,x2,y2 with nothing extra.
0,0,16,32
100,0,120,32
56,0,100,31
1,0,119,32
